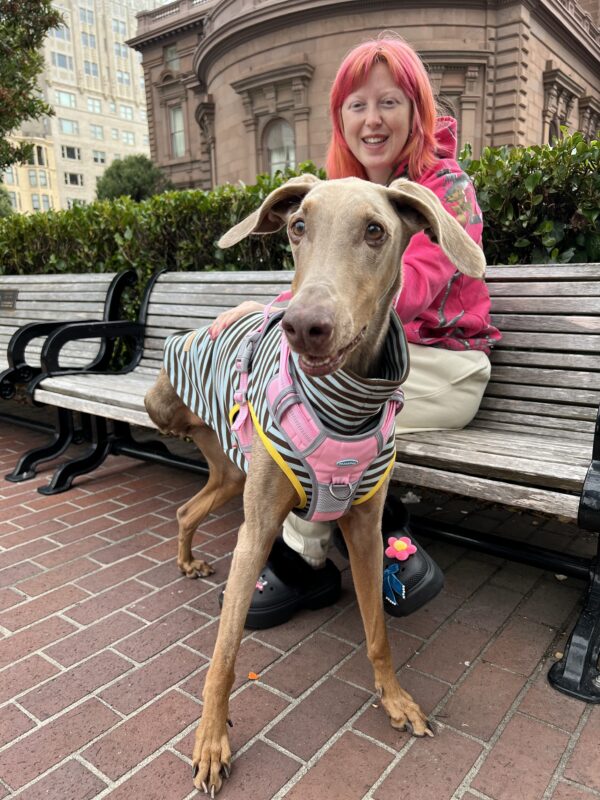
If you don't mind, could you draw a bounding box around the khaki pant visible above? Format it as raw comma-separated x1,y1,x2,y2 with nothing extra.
283,343,491,566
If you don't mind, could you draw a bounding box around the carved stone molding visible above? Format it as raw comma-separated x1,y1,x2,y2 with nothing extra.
579,95,600,138
195,96,215,143
543,62,584,138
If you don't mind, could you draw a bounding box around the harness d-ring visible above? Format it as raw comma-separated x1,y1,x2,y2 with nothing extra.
329,482,354,501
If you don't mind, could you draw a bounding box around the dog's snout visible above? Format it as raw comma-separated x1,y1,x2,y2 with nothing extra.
282,305,334,354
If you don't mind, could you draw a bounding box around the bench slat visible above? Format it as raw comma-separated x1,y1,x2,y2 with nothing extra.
491,350,600,369
494,332,600,353
490,314,600,333
489,280,600,296
392,461,580,520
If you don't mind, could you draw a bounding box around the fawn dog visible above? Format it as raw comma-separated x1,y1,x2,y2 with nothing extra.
144,174,486,795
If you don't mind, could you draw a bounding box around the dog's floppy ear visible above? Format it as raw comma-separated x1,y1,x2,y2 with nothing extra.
218,174,321,248
386,178,486,278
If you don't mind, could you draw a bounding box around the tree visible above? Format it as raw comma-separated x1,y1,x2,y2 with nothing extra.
0,183,13,217
0,0,63,172
96,155,173,202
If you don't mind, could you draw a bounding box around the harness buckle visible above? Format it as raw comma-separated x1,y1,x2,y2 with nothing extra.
235,331,262,374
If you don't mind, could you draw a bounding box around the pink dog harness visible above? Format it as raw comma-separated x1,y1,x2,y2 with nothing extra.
163,292,408,522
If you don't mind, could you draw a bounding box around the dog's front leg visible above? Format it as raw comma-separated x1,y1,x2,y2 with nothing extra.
339,492,433,738
192,446,298,795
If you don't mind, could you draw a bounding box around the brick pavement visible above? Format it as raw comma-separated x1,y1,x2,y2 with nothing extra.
1,408,599,800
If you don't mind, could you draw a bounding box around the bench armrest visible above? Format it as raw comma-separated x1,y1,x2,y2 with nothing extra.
40,320,145,373
8,320,96,370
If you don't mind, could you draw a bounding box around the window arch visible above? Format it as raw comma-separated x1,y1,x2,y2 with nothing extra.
264,119,295,176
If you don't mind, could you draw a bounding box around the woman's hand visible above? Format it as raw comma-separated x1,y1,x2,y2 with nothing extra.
208,300,265,339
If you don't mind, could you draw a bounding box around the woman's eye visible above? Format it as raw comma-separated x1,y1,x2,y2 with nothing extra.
365,222,386,243
290,219,305,237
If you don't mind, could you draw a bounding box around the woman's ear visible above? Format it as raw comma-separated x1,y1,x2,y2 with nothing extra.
218,174,321,248
386,178,486,278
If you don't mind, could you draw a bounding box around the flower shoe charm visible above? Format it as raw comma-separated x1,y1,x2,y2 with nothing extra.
385,535,417,561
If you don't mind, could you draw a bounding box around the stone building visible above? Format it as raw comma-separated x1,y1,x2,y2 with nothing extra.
3,0,151,212
129,0,600,191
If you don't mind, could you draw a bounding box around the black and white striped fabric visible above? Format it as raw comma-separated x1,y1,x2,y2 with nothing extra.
164,311,408,518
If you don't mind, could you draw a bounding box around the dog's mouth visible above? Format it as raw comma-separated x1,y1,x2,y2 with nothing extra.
298,327,366,377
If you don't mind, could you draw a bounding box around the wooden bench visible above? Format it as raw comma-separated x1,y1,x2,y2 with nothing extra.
6,269,293,487
0,271,136,403
6,264,600,703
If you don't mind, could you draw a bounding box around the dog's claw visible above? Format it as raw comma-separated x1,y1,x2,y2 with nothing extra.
425,719,436,736
202,781,208,794
211,786,215,799
227,718,233,727
221,764,231,779
404,721,414,735
193,764,199,778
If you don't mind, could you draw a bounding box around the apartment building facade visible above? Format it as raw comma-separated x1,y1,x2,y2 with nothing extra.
130,0,600,191
4,0,152,212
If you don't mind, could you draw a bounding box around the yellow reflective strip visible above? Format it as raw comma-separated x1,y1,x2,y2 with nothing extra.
352,452,396,506
247,401,307,509
229,403,240,426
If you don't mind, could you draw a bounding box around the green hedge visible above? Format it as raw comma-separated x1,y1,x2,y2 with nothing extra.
461,130,600,264
0,134,598,289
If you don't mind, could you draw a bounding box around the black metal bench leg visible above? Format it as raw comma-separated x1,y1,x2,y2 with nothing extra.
5,407,75,482
548,548,600,703
38,415,112,495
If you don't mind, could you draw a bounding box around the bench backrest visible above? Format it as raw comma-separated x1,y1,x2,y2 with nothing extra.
136,265,600,447
480,263,600,442
136,270,295,376
0,272,130,370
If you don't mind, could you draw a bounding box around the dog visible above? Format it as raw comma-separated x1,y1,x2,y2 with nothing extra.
144,174,486,795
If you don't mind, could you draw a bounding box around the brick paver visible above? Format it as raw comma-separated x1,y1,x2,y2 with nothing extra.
1,413,599,799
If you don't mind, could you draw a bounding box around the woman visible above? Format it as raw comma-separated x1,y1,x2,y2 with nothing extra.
213,35,501,627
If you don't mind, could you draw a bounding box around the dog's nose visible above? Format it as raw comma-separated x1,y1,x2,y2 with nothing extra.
281,306,334,354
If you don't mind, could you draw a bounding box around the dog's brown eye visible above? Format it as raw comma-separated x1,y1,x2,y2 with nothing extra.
290,219,305,238
365,222,386,244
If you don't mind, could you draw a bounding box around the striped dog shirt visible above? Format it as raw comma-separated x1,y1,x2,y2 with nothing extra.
164,309,408,520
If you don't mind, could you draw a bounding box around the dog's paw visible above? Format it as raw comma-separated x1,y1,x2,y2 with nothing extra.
192,718,232,796
380,685,434,738
178,558,215,578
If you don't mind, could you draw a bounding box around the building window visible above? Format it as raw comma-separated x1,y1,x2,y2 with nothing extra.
87,97,102,114
109,101,116,113
114,42,128,58
81,31,96,48
64,172,84,186
84,61,99,77
142,134,149,146
122,130,135,145
165,45,180,71
139,108,147,121
264,120,295,176
56,90,76,108
36,146,46,166
93,150,106,164
39,171,48,187
169,105,185,157
59,118,79,135
119,104,133,120
8,191,17,209
79,7,94,24
52,24,70,41
31,194,41,211
61,145,81,160
116,70,130,86
90,123,104,140
112,19,126,37
67,198,86,208
111,127,119,140
51,52,74,70
42,195,51,211
3,166,16,185
28,169,38,187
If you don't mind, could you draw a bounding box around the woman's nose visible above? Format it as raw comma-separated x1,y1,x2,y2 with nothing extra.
364,104,382,127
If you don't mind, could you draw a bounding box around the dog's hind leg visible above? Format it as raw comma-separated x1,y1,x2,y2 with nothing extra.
338,490,433,738
176,426,246,578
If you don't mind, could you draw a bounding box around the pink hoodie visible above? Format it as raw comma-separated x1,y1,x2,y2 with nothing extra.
393,117,501,353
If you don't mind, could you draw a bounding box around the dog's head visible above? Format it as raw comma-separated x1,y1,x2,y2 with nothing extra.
219,174,485,376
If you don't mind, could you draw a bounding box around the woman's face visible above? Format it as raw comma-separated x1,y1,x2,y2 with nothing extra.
340,62,412,184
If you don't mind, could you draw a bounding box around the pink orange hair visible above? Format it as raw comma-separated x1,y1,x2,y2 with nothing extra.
326,37,437,181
